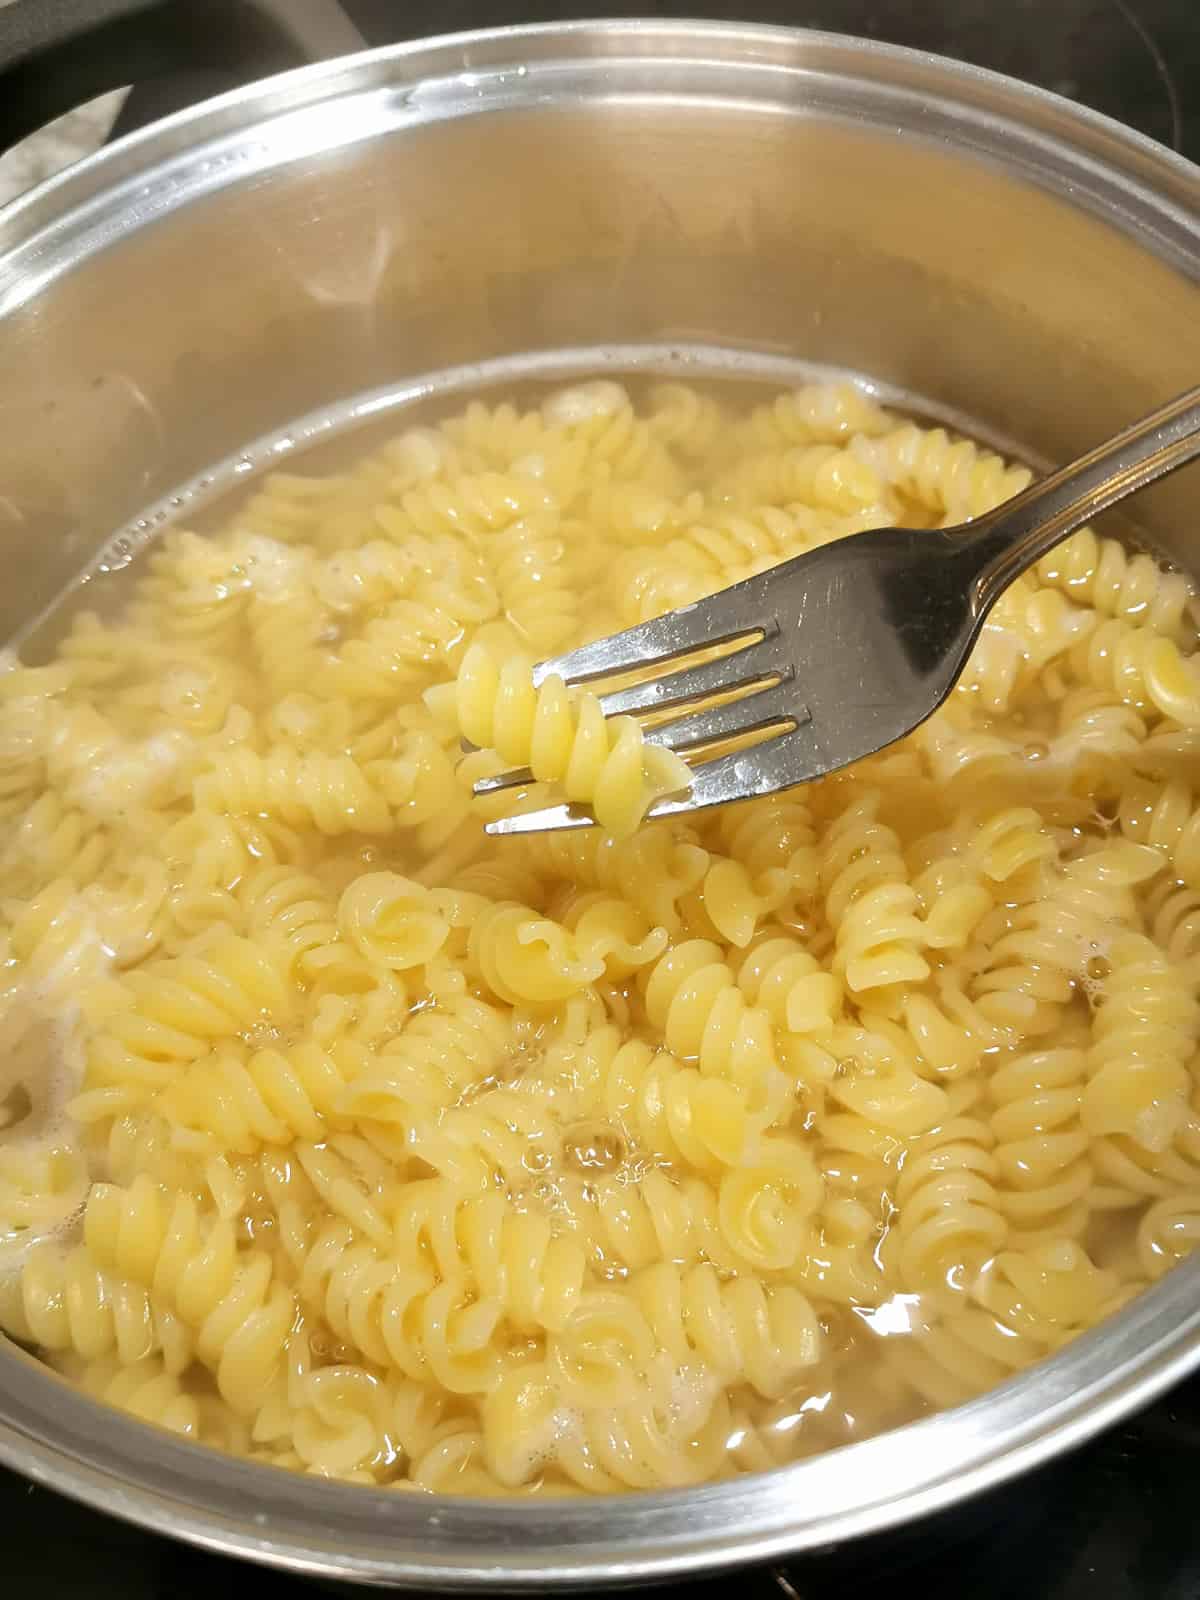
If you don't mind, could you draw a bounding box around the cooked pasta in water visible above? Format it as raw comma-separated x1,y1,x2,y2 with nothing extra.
1,376,1199,1493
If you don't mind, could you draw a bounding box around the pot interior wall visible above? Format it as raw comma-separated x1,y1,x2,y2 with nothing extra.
1,94,1198,645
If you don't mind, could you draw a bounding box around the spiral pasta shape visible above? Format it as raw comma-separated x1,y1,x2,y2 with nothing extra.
1144,877,1200,967
397,469,558,542
468,900,605,1006
0,1138,89,1243
236,469,361,547
883,1240,1125,1411
851,424,1032,520
631,1262,821,1399
1083,932,1200,1153
707,793,819,912
154,1038,363,1154
319,600,468,702
1068,618,1200,725
236,863,372,995
1119,777,1200,886
6,377,1200,1497
713,442,890,518
3,876,119,1003
480,1359,732,1492
417,1085,561,1189
639,940,782,1112
71,934,294,1122
336,870,449,972
84,1177,295,1414
1036,526,1196,642
395,1178,589,1336
0,791,114,897
820,793,930,998
964,839,1159,1038
989,1046,1093,1244
540,1166,739,1276
541,381,674,486
676,855,780,949
339,995,511,1128
563,1023,763,1175
446,643,691,836
129,530,251,648
522,821,710,931
644,380,730,459
552,889,668,977
482,513,578,654
888,1114,1006,1303
901,982,1006,1078
1136,1190,1200,1279
734,934,842,1037
441,400,561,471
65,1352,206,1438
0,1241,193,1372
732,382,894,452
244,573,328,701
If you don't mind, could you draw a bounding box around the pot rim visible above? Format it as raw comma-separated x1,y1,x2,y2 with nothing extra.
2,19,1200,1587
3,17,1200,305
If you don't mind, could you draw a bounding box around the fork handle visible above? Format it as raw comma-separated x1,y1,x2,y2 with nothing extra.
965,384,1200,615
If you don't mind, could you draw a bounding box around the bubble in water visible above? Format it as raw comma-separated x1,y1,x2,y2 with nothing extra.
563,1121,626,1175
97,535,136,574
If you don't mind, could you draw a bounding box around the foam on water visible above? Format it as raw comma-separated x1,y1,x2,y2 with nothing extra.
70,729,188,818
236,534,309,600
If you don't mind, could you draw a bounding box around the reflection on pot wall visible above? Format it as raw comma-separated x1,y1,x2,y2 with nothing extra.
0,99,1197,643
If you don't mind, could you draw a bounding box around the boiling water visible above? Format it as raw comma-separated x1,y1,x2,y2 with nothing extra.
0,350,1194,1494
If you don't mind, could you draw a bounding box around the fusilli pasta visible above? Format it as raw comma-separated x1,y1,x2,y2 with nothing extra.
2,376,1198,1497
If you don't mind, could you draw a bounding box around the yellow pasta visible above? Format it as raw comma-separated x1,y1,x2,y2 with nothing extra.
337,871,450,971
83,1177,295,1414
1,376,1199,1494
0,1241,193,1372
1036,526,1197,642
640,939,783,1112
441,643,692,836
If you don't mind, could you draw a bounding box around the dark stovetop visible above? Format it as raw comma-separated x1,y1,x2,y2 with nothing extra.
335,0,1200,157
4,1,1200,1595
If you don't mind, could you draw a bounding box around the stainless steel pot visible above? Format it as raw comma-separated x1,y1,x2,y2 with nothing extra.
1,18,1199,1588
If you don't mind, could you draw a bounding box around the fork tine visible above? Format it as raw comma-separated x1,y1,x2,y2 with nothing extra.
484,722,829,836
474,632,780,798
596,639,775,719
485,800,596,835
643,676,802,754
645,724,829,820
472,666,790,796
533,594,768,689
473,764,534,796
473,679,795,794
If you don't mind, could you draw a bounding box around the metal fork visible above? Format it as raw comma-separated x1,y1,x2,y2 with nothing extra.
480,384,1200,835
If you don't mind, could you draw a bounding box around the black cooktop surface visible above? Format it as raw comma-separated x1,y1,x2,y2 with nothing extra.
339,0,1200,156
3,1,1200,1595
